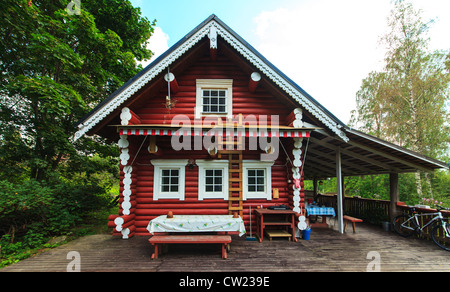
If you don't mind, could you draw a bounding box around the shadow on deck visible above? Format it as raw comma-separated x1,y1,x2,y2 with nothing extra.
2,219,450,272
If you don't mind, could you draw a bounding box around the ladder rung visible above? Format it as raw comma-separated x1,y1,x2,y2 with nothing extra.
228,197,242,201
228,188,242,192
229,178,242,182
219,150,242,154
228,206,243,211
222,141,239,145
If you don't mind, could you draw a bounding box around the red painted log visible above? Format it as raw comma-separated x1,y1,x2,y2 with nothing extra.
248,72,261,93
129,110,142,125
134,209,228,216
210,48,217,61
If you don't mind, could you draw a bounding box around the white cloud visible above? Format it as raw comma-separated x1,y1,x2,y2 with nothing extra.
253,0,392,124
140,27,170,68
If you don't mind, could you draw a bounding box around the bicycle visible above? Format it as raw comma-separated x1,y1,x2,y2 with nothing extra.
392,205,450,252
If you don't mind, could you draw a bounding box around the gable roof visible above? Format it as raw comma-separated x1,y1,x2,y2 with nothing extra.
74,14,348,141
73,14,448,174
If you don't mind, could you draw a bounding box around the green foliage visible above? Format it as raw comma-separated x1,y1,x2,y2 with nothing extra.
349,0,449,201
0,0,152,267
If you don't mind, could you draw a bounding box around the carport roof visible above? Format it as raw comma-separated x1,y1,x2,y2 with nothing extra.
303,126,448,180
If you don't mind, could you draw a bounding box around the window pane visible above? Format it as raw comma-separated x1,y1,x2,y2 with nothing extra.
211,105,218,112
171,177,179,184
171,169,179,176
248,185,256,192
248,177,255,184
206,170,214,176
257,185,265,192
248,170,255,176
219,106,226,113
215,185,222,192
211,97,218,105
257,170,265,177
206,185,213,192
203,90,210,97
219,98,226,105
203,105,209,112
162,169,170,177
214,177,222,184
162,185,170,192
219,90,226,97
171,185,178,192
206,177,213,184
211,90,218,97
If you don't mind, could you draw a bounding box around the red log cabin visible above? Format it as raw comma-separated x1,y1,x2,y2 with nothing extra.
75,15,447,238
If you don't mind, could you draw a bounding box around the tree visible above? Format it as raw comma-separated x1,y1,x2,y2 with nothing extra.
350,0,450,197
0,0,155,181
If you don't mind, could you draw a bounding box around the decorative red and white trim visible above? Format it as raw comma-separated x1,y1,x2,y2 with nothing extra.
119,128,310,138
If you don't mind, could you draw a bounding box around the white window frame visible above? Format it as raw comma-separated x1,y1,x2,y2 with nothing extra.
195,79,233,119
196,160,229,200
151,159,188,200
242,161,274,200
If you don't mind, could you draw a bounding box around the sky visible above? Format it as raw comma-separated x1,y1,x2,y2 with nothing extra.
130,0,450,124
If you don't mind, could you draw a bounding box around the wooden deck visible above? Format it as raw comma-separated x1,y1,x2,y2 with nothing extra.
2,221,450,272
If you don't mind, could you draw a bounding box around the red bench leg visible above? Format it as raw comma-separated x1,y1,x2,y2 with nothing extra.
151,244,159,260
222,244,227,259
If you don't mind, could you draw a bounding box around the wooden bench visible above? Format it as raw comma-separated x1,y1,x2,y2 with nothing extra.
149,235,232,260
343,215,363,233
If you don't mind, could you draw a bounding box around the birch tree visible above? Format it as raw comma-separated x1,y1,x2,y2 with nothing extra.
351,0,450,197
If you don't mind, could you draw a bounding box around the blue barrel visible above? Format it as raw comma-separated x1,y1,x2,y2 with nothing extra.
302,228,311,240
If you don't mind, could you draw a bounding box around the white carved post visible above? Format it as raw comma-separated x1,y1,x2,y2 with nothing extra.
117,134,135,238
292,138,303,214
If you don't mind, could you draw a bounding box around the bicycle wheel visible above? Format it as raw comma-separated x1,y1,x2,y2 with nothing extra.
431,222,450,252
392,214,417,237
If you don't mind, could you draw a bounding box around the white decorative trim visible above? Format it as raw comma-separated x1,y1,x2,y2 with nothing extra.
292,108,304,128
120,107,132,126
118,134,133,217
292,137,303,213
208,26,218,49
74,19,348,142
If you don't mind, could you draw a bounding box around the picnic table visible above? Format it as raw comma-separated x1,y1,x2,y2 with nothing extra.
306,205,336,228
146,215,246,260
146,214,246,236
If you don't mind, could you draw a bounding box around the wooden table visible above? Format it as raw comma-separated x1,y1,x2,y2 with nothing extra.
254,209,297,242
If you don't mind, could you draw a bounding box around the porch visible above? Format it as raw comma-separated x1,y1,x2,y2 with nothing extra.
2,220,449,272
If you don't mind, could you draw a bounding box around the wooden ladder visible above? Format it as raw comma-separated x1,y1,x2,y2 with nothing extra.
218,114,244,218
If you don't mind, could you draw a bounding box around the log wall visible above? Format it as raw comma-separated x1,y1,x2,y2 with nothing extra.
109,47,305,238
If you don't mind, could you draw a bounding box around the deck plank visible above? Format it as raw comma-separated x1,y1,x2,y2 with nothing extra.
2,222,450,272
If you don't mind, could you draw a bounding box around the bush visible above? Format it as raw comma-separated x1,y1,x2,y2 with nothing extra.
0,174,115,267
0,180,53,238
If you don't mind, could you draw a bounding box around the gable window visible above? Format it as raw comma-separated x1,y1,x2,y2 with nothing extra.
151,160,187,200
196,79,233,118
197,160,228,200
243,161,274,200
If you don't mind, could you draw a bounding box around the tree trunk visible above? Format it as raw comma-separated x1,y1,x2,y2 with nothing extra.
415,171,423,198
